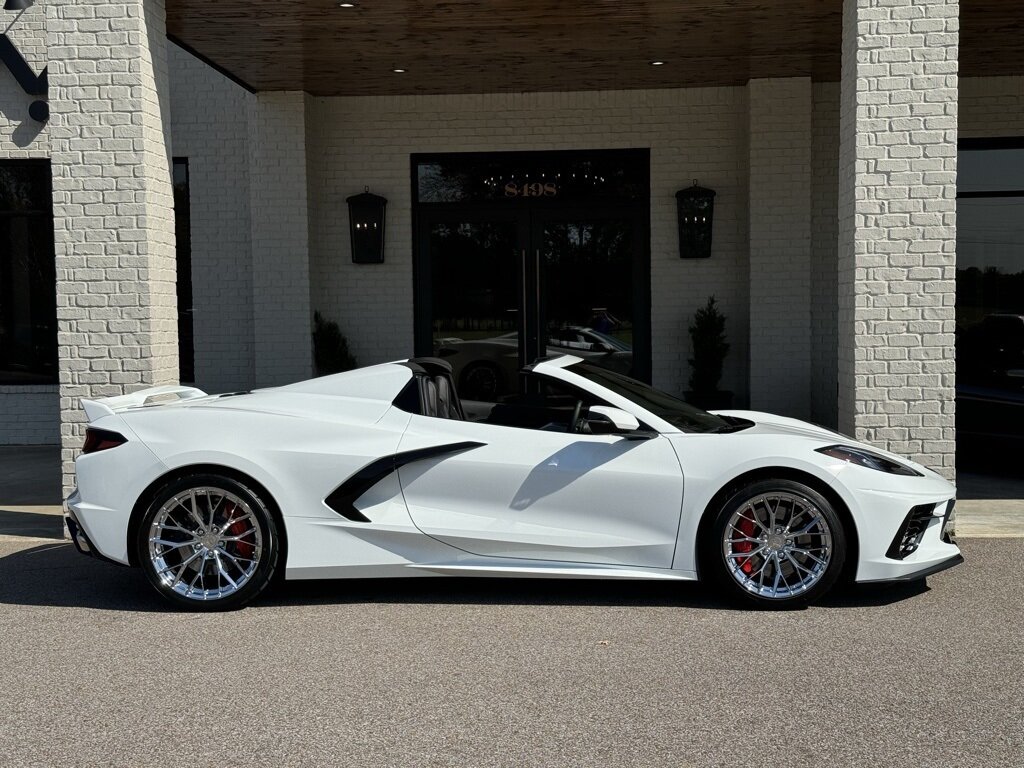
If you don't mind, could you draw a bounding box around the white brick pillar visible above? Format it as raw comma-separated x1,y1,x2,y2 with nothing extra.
48,0,178,495
748,78,813,419
248,92,313,386
838,0,958,479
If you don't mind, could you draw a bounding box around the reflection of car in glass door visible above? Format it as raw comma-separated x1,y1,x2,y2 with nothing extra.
436,326,633,401
430,211,643,403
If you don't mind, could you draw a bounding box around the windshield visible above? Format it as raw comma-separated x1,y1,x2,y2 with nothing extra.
567,361,730,433
585,330,631,352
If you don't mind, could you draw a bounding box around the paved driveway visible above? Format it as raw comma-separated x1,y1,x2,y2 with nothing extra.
0,537,1020,767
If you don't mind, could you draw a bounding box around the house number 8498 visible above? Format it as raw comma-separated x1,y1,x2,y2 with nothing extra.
504,182,558,198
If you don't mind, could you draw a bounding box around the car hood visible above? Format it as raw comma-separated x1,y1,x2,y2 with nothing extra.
712,410,846,442
709,409,937,478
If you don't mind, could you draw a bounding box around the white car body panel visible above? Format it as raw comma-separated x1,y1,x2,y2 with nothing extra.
396,414,684,568
67,355,961,593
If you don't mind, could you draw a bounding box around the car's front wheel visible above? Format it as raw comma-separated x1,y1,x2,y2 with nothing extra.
703,479,846,608
136,473,279,610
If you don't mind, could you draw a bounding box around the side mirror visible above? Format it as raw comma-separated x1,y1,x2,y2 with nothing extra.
585,405,640,434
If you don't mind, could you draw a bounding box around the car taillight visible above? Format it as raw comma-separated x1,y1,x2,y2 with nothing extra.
82,428,127,454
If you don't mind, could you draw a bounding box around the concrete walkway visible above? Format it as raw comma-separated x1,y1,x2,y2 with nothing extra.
0,444,1021,539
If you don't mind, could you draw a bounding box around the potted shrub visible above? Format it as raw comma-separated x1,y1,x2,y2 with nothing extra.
312,311,357,376
686,295,733,410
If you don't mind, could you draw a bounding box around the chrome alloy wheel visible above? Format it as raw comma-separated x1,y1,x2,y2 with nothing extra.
147,487,263,601
722,491,833,600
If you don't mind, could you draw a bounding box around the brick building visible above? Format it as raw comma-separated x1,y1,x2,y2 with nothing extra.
0,1,1022,495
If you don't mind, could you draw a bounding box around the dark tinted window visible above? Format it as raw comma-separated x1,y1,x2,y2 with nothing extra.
0,161,56,384
173,159,194,383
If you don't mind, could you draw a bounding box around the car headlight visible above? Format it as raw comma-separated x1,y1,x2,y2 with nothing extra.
815,445,923,476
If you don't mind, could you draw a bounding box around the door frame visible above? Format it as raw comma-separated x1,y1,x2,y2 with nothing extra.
411,149,652,383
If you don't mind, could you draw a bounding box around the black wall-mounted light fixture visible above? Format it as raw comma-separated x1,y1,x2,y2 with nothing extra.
346,188,387,264
675,180,716,259
4,0,32,11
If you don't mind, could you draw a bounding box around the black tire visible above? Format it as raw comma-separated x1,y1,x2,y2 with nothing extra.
136,473,280,611
701,478,846,609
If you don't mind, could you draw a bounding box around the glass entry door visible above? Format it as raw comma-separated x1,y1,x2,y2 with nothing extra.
413,149,650,403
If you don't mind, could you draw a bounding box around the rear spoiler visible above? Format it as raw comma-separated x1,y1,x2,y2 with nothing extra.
81,385,208,423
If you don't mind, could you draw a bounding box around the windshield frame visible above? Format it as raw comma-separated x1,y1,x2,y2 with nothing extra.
559,361,731,434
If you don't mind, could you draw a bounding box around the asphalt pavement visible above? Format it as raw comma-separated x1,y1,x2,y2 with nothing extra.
0,537,1020,767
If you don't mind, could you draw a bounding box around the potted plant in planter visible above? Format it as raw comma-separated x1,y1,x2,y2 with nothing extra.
312,311,358,376
686,295,733,410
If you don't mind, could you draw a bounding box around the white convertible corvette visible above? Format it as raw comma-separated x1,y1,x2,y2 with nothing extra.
66,355,962,610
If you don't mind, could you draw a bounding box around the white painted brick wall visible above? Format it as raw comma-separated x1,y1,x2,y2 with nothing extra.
167,43,255,393
809,76,1021,432
748,78,813,419
48,0,178,492
248,92,312,386
306,87,751,398
838,0,959,479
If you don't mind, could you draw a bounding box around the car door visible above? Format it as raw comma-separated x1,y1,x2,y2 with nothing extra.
395,392,684,569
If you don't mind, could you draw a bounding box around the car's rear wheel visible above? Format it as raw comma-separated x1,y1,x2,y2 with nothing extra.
703,479,846,608
136,474,279,611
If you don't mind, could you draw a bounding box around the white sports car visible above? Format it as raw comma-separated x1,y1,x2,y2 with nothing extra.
66,355,962,610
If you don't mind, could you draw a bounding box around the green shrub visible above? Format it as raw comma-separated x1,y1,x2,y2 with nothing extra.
688,295,729,395
313,311,357,376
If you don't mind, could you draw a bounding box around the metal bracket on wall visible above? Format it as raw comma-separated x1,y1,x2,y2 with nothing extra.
0,32,48,122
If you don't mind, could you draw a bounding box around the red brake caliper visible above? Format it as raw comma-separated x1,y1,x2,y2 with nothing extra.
733,517,756,575
223,502,254,560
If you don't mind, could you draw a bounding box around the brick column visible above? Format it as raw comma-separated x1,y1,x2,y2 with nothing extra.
838,0,958,479
248,92,313,386
748,78,813,419
48,0,178,495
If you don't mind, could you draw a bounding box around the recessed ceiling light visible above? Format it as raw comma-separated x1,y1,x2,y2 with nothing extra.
393,68,406,73
650,60,666,66
338,2,356,7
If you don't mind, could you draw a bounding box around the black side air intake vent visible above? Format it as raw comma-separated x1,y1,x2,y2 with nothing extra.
325,442,485,522
886,503,936,560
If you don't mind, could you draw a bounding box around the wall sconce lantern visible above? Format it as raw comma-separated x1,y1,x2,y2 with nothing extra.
675,180,716,259
346,187,387,264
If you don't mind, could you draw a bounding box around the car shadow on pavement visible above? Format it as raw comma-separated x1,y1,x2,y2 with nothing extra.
0,542,169,613
0,541,930,612
262,573,930,610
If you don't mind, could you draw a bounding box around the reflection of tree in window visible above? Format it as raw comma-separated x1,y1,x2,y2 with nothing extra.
431,221,518,338
543,220,633,346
